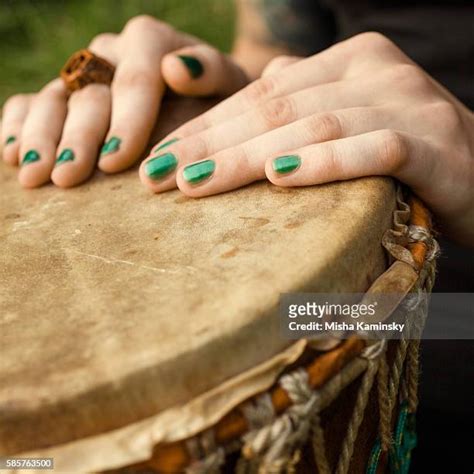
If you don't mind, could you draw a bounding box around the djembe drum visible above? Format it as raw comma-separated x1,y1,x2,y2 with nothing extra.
0,150,437,473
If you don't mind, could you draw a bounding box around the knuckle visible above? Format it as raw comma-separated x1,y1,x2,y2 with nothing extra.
177,133,209,159
258,96,296,128
309,112,343,141
244,76,276,104
322,144,344,177
70,84,110,104
427,100,461,130
353,31,395,51
123,15,170,35
263,55,292,74
124,14,157,30
378,129,408,173
37,79,66,101
3,93,29,110
387,64,430,91
113,68,158,90
179,115,208,136
89,32,115,50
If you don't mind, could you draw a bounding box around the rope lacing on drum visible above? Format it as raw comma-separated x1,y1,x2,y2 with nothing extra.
241,369,324,473
407,224,440,263
241,393,275,431
185,429,225,474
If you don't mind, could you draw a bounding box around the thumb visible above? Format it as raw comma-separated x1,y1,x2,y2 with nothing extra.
161,44,248,97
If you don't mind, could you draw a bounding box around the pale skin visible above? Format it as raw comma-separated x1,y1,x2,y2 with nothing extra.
1,9,474,247
1,15,248,188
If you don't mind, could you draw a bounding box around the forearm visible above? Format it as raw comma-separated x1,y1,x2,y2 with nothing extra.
231,37,289,80
231,0,301,79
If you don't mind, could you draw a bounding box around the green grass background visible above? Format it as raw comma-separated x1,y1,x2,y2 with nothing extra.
0,0,235,104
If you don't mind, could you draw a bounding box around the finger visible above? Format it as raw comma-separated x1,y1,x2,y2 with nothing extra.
265,129,432,188
98,17,180,174
160,43,354,139
161,44,248,97
261,55,302,77
139,81,370,193
88,32,119,64
18,79,68,188
1,94,33,166
51,84,111,188
174,106,390,197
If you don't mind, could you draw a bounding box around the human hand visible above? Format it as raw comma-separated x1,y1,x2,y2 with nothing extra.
139,32,474,246
1,15,247,189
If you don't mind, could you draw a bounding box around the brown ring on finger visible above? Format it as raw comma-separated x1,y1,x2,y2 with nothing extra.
60,49,115,93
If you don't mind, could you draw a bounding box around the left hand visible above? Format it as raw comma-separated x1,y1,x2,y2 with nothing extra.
139,32,474,246
1,15,247,189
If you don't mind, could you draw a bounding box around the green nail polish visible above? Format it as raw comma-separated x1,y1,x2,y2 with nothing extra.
5,135,16,145
56,148,75,166
145,152,178,180
182,160,215,184
155,137,180,152
22,150,40,165
100,136,121,156
272,155,301,174
178,55,204,79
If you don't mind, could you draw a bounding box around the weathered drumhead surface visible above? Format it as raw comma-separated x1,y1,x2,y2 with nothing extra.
0,164,395,454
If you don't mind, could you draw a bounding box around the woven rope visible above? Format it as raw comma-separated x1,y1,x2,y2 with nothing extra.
185,430,225,474
408,225,440,263
377,354,392,450
241,369,319,470
335,359,379,474
242,393,276,431
311,410,331,474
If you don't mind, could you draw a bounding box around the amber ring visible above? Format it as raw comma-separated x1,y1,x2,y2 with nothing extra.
60,49,115,93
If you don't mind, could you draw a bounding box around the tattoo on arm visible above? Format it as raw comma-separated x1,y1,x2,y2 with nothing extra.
237,0,336,56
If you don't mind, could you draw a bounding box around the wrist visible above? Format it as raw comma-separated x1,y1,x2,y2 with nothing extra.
231,37,288,79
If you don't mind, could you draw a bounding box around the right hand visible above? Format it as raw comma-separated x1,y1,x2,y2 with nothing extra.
1,15,248,189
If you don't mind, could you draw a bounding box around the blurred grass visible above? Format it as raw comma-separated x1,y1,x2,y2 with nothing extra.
0,0,235,104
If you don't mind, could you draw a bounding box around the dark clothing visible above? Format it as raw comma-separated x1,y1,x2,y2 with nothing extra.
264,0,474,109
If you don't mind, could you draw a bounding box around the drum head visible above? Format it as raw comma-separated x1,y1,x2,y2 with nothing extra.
0,165,395,454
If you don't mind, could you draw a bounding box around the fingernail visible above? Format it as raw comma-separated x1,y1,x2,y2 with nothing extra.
183,160,215,184
155,137,180,152
272,155,301,174
145,152,178,180
22,150,40,165
100,136,121,156
5,135,16,145
178,55,204,79
56,148,75,166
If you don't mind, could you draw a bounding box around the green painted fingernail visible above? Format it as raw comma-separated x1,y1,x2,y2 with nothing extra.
272,155,301,174
22,150,40,165
145,152,178,180
178,55,204,79
56,148,75,166
5,135,16,145
183,160,215,184
100,136,121,156
155,137,180,152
